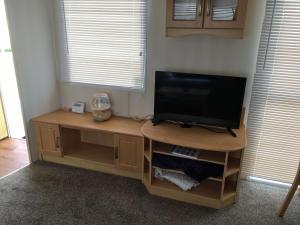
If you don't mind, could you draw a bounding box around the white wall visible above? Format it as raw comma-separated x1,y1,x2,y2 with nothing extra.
59,0,267,121
5,0,60,160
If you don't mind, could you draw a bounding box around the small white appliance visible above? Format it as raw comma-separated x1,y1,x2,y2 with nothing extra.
72,102,85,114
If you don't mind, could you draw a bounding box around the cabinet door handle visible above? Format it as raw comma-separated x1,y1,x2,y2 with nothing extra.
206,0,211,16
115,147,119,159
55,137,60,149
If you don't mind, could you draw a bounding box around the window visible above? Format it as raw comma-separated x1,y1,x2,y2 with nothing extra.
60,0,147,90
243,0,300,183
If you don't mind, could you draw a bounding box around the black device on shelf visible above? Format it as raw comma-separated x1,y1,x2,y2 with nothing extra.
153,71,247,133
152,153,224,183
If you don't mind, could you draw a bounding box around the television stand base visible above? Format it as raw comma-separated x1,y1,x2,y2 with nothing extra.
227,128,237,138
141,120,246,209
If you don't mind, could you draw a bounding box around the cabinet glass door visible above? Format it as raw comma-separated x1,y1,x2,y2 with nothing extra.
174,0,198,20
204,0,248,29
167,0,204,28
211,0,238,21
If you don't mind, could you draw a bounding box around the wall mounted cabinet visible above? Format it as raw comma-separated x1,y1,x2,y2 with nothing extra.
166,0,248,38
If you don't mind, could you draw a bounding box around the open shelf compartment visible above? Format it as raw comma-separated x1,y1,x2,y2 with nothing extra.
152,141,226,165
141,119,246,208
222,173,239,201
143,156,150,185
225,150,242,177
151,177,222,200
144,138,151,161
61,127,116,166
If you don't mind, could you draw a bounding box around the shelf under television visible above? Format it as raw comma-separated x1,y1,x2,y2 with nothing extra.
151,161,240,182
152,178,222,200
149,178,236,202
152,142,226,165
141,118,246,208
223,180,238,201
226,158,240,177
152,166,223,182
149,143,241,180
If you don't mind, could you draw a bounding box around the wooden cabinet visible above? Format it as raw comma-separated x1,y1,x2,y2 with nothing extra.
32,111,144,179
116,134,143,172
34,122,62,157
166,0,248,38
32,111,247,209
141,120,246,209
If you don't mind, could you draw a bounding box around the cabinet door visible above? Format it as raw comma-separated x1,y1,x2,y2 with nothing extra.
116,134,142,172
167,0,205,28
34,122,62,157
203,0,248,29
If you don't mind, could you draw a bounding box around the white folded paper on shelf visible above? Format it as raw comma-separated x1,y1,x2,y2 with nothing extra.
154,167,200,191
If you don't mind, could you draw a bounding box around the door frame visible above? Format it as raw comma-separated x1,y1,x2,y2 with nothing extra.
2,0,32,162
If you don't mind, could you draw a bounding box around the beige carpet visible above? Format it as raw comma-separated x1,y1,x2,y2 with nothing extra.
0,161,299,225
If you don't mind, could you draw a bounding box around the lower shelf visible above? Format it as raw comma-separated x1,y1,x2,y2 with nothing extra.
43,153,141,180
152,166,223,182
144,177,236,209
223,180,238,201
151,178,221,200
64,143,115,166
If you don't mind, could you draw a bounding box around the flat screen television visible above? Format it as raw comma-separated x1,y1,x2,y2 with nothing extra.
153,71,247,129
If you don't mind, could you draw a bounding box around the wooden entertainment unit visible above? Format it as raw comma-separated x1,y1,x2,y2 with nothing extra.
33,110,144,179
33,110,246,209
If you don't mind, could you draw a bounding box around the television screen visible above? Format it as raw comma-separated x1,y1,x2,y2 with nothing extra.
153,71,247,129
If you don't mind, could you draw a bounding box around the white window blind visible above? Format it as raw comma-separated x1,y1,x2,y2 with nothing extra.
60,0,147,90
243,0,300,183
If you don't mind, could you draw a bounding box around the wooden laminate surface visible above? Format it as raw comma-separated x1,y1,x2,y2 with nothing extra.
0,138,30,177
33,110,144,137
166,28,243,39
141,121,246,152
